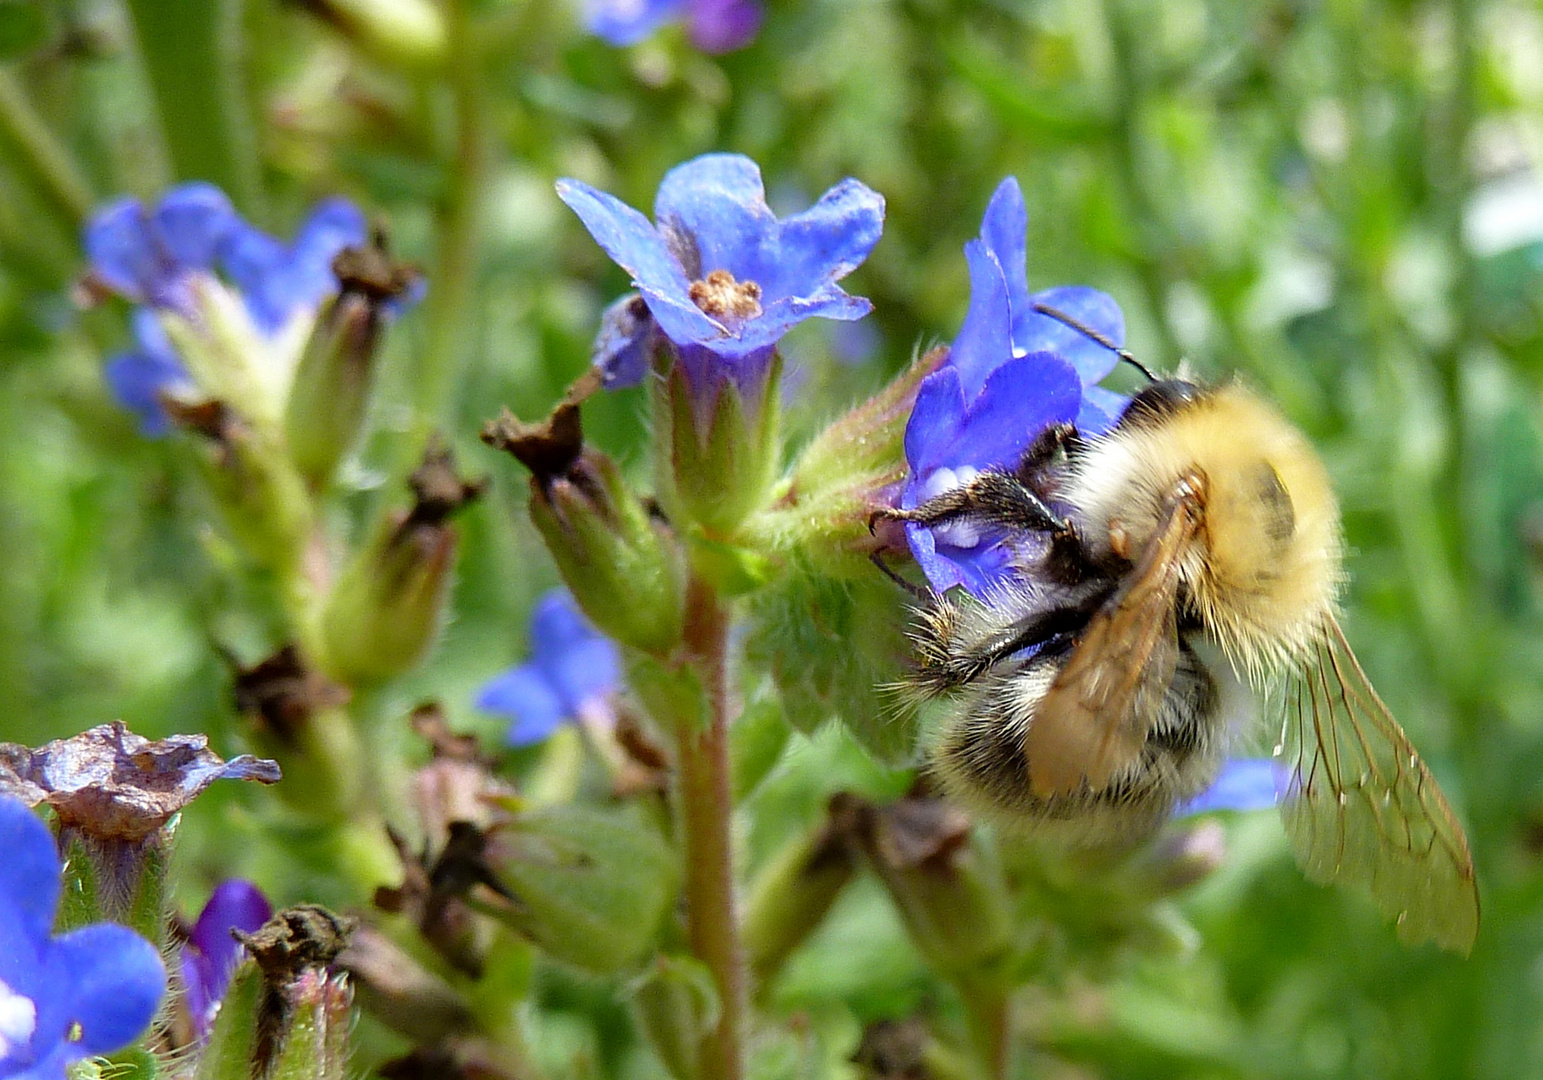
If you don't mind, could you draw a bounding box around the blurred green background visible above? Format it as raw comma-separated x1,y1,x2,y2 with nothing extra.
1,0,1542,1076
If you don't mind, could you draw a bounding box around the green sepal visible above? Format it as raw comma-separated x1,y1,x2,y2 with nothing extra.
628,652,709,735
481,805,679,974
284,292,379,492
628,954,721,1080
56,826,171,949
194,961,263,1080
684,531,776,597
730,694,791,801
743,552,915,764
267,972,353,1080
743,813,859,988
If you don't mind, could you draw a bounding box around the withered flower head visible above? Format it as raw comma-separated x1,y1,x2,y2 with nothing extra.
0,722,280,843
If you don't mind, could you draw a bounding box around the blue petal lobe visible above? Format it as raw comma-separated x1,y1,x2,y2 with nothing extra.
592,294,655,389
948,241,1014,399
548,636,620,717
49,924,165,1055
902,365,967,476
1017,285,1126,387
0,798,59,951
150,183,237,270
979,178,1029,311
478,666,566,748
1179,758,1284,816
652,154,772,280
104,351,189,437
755,177,884,304
584,0,685,45
83,198,154,300
952,351,1082,471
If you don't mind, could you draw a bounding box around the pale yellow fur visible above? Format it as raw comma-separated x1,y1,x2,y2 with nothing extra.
1064,383,1343,682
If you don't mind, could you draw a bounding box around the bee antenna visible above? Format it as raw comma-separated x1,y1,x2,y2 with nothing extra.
1032,302,1157,383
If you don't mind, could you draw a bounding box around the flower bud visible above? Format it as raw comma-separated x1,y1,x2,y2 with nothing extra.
483,385,686,657
0,722,280,944
743,796,861,988
321,441,484,685
653,346,783,539
286,241,421,489
479,804,678,974
299,0,448,70
628,955,720,1080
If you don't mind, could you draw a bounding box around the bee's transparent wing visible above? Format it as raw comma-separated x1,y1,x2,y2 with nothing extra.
1277,615,1479,953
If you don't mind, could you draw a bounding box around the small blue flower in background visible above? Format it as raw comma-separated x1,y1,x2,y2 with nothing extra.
84,182,239,317
103,308,195,437
585,0,762,54
476,589,622,748
901,177,1129,595
0,795,165,1079
556,153,884,401
1178,758,1285,817
219,197,370,335
180,879,272,1041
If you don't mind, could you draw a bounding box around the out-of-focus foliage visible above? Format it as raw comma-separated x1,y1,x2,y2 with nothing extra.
2,0,1542,1077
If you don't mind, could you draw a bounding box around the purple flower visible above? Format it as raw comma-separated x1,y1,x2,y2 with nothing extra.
218,197,370,335
181,880,272,1040
584,0,762,54
0,795,166,1079
103,308,195,437
556,154,884,401
475,590,621,748
900,178,1129,595
1178,758,1284,817
83,182,239,317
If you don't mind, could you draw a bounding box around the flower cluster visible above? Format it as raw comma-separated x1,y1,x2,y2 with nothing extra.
476,589,621,748
584,0,762,54
83,183,380,435
0,795,165,1079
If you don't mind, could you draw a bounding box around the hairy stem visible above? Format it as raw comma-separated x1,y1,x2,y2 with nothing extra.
675,574,745,1080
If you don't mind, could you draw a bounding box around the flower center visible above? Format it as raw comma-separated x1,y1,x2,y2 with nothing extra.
0,977,37,1057
689,269,763,322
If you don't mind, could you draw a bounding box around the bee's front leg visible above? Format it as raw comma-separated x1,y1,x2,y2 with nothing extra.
874,470,1073,538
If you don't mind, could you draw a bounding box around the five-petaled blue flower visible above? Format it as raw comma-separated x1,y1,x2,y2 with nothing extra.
585,0,762,54
1178,758,1284,817
556,153,884,402
180,879,272,1041
476,589,622,748
0,795,166,1079
901,177,1130,596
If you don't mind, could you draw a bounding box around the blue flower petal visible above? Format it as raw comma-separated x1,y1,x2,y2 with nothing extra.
182,880,270,1039
903,365,967,475
478,665,566,748
48,924,165,1056
979,178,1029,315
104,351,189,438
528,589,600,661
592,294,655,389
0,798,59,951
547,635,620,717
753,177,884,306
653,154,773,280
584,0,686,46
150,183,237,271
1178,758,1284,816
82,197,155,301
950,351,1082,471
1078,385,1129,435
947,240,1015,399
277,198,370,315
687,0,762,52
1017,284,1125,388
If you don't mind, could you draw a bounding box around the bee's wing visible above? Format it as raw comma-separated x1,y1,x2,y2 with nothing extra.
1277,615,1479,953
1024,479,1204,798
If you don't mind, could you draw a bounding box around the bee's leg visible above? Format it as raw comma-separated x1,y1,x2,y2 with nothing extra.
868,550,931,600
1016,422,1082,479
909,603,1089,697
880,471,1071,537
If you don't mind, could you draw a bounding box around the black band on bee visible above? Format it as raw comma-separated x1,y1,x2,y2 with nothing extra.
1115,379,1206,431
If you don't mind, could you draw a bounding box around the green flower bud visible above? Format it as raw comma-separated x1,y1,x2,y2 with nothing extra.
285,242,421,491
653,355,783,540
298,0,448,70
628,955,720,1080
337,924,479,1045
483,387,686,657
479,804,678,974
743,796,861,989
321,441,484,685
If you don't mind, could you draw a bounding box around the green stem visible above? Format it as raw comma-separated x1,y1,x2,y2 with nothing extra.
416,0,489,434
958,979,1010,1080
0,69,93,232
124,0,263,215
675,574,745,1080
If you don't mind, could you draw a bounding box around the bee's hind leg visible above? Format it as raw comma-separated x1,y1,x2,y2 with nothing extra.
876,470,1072,537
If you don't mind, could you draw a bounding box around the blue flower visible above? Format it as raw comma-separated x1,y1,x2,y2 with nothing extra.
584,0,762,54
476,590,622,748
103,308,195,437
0,795,166,1079
556,153,884,398
180,880,272,1041
1177,758,1284,816
900,178,1129,595
83,182,239,316
219,197,371,335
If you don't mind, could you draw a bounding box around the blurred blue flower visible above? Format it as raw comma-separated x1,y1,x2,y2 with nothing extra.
585,0,761,54
180,879,271,1041
0,795,166,1079
219,197,370,335
103,308,195,437
476,589,621,748
1178,758,1284,816
900,178,1130,594
556,153,883,399
83,182,239,317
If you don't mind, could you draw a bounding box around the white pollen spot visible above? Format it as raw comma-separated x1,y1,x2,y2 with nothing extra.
918,466,987,549
0,978,37,1058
